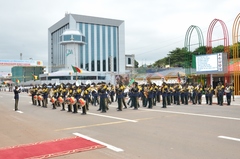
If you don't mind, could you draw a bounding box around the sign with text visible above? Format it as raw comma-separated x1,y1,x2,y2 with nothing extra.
195,53,228,74
0,59,43,66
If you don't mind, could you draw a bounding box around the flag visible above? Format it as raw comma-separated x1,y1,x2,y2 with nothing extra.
32,74,38,80
71,65,82,73
128,79,135,86
177,72,181,83
16,79,20,83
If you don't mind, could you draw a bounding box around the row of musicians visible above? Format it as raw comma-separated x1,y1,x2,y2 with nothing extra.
125,84,224,108
29,84,112,114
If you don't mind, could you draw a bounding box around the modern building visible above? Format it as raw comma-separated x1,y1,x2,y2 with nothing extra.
48,13,125,74
11,66,45,83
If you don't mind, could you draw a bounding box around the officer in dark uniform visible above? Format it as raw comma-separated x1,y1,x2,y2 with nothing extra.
31,86,37,105
156,85,161,103
175,84,181,105
109,85,115,103
225,83,231,105
147,83,154,109
61,84,68,111
84,84,91,110
67,85,74,112
98,82,108,113
42,85,48,108
140,84,147,107
184,84,189,105
161,82,168,108
217,82,224,106
180,85,185,104
52,86,58,109
208,85,214,105
14,86,21,111
131,82,140,110
205,85,210,104
192,84,197,105
116,84,124,111
152,83,157,106
73,85,81,113
91,85,99,106
197,85,203,105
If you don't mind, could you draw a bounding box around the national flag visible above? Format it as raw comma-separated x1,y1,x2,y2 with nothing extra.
32,74,38,80
71,65,82,73
128,79,135,86
177,72,181,83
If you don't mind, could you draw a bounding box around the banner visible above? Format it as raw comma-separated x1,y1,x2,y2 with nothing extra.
0,59,43,66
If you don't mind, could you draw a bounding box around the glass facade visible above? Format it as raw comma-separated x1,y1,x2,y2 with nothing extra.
77,22,118,73
63,35,71,41
49,15,124,74
50,24,69,72
73,35,81,41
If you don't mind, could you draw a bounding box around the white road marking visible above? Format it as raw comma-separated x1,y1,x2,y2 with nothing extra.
218,136,240,142
73,132,124,152
88,112,138,123
140,108,240,121
13,109,23,113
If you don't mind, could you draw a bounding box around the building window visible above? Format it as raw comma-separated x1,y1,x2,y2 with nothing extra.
73,35,81,41
128,58,131,65
98,76,106,80
64,35,71,41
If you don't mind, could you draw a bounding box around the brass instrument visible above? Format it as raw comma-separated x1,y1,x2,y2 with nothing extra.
225,86,231,93
144,85,149,97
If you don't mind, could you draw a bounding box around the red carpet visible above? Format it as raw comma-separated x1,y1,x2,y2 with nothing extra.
0,136,105,159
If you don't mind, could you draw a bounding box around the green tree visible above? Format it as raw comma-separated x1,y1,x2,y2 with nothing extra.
134,60,139,68
212,45,224,53
193,46,207,55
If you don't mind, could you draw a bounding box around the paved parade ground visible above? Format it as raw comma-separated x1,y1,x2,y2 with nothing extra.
0,91,240,159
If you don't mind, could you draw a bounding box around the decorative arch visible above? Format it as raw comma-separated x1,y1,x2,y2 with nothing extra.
184,25,204,51
232,13,240,95
206,19,230,85
184,25,204,75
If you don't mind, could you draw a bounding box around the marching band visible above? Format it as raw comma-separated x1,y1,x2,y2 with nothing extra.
28,81,235,115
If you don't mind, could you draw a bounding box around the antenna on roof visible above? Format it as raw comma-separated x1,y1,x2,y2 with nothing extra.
65,11,68,16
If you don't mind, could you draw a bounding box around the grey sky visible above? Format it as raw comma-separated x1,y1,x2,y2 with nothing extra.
0,0,239,73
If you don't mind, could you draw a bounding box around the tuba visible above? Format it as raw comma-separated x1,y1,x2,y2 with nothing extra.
144,85,149,98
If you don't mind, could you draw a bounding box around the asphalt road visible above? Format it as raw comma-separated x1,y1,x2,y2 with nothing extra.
0,91,240,159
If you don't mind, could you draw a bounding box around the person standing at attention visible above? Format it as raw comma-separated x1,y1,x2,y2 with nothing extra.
14,86,21,111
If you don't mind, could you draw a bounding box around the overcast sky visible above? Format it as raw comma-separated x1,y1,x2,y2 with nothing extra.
0,0,240,74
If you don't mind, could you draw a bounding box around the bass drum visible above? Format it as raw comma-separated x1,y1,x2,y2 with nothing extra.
37,95,43,101
50,97,56,103
58,97,64,104
69,97,76,105
78,98,86,107
33,95,38,101
65,97,70,105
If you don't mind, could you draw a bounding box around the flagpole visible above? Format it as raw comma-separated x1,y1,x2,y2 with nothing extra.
74,44,78,81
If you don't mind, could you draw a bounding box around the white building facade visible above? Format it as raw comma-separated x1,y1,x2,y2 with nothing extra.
48,13,125,74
